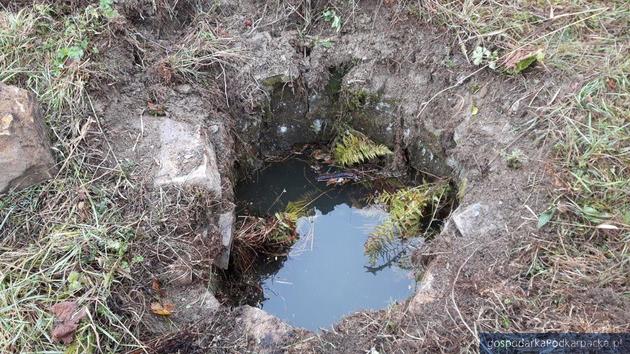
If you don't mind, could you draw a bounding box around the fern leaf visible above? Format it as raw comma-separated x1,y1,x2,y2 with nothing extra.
332,129,392,166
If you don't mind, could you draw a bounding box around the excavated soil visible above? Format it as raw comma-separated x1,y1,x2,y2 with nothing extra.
8,0,626,353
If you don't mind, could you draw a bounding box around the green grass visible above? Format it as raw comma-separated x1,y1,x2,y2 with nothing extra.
0,3,117,116
0,3,143,352
518,68,628,331
556,73,630,227
0,221,139,352
420,0,629,74
0,174,143,352
416,0,629,334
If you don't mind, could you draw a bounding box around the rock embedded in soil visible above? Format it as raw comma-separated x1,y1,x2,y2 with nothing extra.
0,84,56,193
240,305,295,353
450,202,503,239
153,117,222,197
143,283,221,334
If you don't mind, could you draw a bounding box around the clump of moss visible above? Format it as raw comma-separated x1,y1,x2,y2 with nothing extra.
505,148,526,169
344,89,379,111
332,129,392,166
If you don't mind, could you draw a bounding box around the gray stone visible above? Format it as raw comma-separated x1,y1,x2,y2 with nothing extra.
409,270,438,313
153,118,222,197
406,137,452,177
143,283,221,334
244,31,301,83
174,84,192,94
240,305,293,353
214,209,235,269
0,84,56,193
451,203,500,238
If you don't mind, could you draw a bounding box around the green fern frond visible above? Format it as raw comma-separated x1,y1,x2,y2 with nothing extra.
332,129,392,166
272,191,318,241
364,181,450,265
364,220,398,265
283,191,317,223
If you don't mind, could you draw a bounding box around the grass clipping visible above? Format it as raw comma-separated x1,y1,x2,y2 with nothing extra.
365,182,450,266
332,129,392,166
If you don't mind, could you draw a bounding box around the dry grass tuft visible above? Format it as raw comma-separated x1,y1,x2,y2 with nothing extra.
165,17,246,82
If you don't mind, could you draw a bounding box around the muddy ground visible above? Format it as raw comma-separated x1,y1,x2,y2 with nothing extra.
1,0,628,353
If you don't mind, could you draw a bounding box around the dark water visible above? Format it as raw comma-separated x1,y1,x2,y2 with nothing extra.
236,159,415,330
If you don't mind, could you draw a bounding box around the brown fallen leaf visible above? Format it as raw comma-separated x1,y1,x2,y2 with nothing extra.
607,78,617,91
155,60,173,84
312,149,331,162
50,301,88,345
151,278,164,297
151,301,174,316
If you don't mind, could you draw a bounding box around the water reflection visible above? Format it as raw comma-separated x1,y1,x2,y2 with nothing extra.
236,159,415,330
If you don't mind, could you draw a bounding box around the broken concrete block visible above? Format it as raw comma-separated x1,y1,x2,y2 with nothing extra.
0,84,56,193
153,118,222,197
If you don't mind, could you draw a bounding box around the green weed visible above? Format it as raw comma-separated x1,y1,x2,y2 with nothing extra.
505,148,526,169
322,9,342,32
0,3,117,116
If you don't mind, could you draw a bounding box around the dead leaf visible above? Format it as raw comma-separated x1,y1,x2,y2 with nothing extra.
52,323,80,345
51,301,77,321
50,301,87,345
312,149,331,162
155,61,173,84
502,48,544,74
151,278,165,298
151,301,174,316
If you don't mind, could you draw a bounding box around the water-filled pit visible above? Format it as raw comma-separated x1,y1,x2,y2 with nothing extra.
235,159,425,330
227,62,456,331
